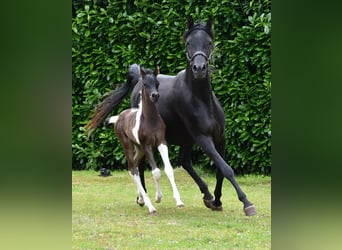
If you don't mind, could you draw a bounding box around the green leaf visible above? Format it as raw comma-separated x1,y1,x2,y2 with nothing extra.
139,32,150,39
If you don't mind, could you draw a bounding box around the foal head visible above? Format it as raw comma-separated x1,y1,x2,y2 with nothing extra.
140,66,160,103
184,16,214,79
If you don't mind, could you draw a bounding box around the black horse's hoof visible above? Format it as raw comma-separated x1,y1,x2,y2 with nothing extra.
244,205,257,216
203,199,223,211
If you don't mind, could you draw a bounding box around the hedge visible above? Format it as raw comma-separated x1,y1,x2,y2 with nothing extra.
72,0,271,174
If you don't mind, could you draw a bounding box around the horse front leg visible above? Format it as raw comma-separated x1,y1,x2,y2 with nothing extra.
211,139,226,210
178,146,214,205
144,146,163,204
157,143,184,207
123,143,156,214
195,135,257,216
134,147,146,206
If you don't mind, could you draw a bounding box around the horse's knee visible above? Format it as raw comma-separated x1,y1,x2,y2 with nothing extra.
221,166,234,179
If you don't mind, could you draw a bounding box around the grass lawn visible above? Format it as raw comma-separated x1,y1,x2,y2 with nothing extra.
72,168,271,249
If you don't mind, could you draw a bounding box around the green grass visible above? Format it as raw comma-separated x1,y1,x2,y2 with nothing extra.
72,168,271,249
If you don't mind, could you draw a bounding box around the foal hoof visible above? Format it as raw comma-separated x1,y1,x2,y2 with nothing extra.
203,199,222,211
177,204,185,208
136,197,145,207
244,205,257,216
149,210,157,215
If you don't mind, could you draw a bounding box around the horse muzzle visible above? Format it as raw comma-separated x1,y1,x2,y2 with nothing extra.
192,62,208,79
189,51,209,79
150,92,159,103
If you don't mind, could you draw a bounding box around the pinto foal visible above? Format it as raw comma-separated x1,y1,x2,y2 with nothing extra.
107,66,184,213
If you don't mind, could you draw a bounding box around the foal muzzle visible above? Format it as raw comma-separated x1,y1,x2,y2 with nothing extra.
150,92,159,103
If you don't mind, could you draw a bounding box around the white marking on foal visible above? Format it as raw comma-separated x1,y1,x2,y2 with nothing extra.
130,172,156,213
152,168,163,203
108,115,119,124
132,97,142,144
157,144,184,207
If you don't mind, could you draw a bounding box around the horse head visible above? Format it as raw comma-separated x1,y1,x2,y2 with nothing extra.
184,16,214,79
140,66,160,103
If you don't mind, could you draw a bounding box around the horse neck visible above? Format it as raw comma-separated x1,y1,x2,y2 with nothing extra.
186,64,213,102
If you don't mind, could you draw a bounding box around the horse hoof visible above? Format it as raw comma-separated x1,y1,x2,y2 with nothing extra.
211,205,223,211
177,204,185,208
203,199,222,211
149,210,157,215
136,197,145,207
155,197,162,203
244,205,257,216
203,198,214,208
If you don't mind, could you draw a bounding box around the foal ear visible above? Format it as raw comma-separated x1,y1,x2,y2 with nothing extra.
139,66,146,78
154,65,160,76
187,15,194,29
206,16,213,30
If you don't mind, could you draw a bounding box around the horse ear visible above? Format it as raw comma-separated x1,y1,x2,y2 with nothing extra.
187,15,194,29
206,16,213,30
139,66,146,78
154,65,160,76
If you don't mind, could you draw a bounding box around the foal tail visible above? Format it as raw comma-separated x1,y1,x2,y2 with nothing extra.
104,115,119,128
84,64,141,136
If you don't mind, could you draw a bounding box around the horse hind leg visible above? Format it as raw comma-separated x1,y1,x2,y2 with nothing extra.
158,143,184,207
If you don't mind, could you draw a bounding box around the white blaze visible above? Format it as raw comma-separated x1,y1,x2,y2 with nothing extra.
132,98,142,144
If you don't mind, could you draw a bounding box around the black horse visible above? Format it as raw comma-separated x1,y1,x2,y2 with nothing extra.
85,16,256,216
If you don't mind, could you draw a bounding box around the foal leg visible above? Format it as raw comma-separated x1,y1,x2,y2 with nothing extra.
157,143,184,207
196,135,256,216
136,161,146,206
119,137,156,213
134,147,145,206
144,146,163,203
130,169,157,214
179,146,214,204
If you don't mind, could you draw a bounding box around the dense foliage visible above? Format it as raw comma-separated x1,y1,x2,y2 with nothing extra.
72,0,271,174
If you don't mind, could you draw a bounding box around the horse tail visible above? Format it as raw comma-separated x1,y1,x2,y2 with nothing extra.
84,64,141,136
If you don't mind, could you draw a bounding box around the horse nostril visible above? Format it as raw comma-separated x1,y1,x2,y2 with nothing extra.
193,64,206,72
152,92,159,100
